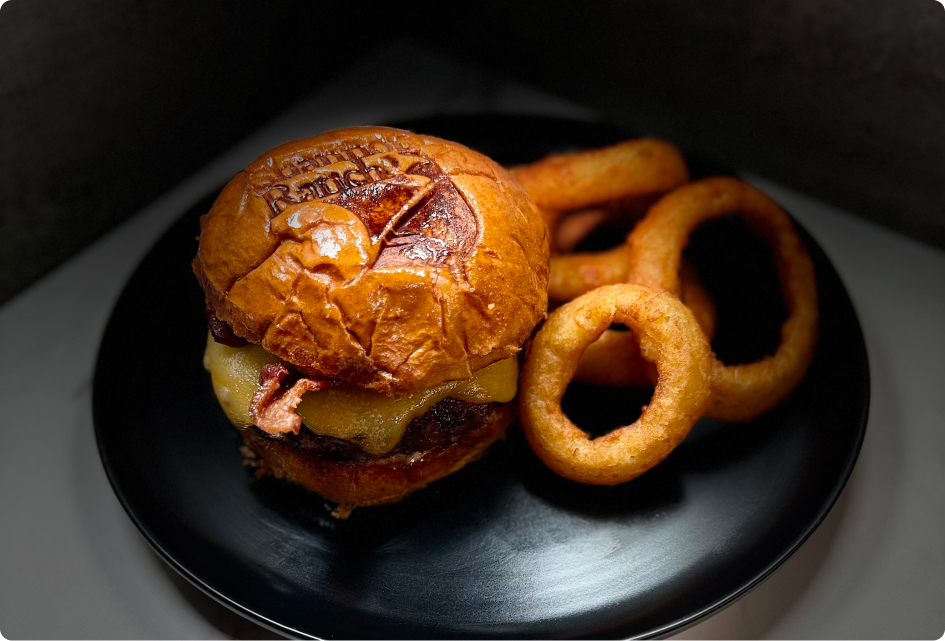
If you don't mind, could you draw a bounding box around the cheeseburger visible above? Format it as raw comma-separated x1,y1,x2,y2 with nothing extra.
194,126,549,515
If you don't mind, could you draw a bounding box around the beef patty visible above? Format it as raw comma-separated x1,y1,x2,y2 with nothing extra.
246,397,501,464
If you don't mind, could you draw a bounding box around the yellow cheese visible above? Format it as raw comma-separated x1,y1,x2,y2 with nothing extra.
295,356,517,454
203,333,518,454
204,334,281,428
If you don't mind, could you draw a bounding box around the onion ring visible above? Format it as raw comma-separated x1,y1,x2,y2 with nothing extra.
548,245,631,301
626,177,819,422
574,260,717,387
555,207,611,254
512,139,689,212
514,139,689,255
552,193,664,254
547,226,710,303
519,284,712,485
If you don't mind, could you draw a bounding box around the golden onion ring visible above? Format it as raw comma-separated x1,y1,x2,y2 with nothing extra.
626,177,819,422
514,139,689,256
573,260,717,387
519,284,712,485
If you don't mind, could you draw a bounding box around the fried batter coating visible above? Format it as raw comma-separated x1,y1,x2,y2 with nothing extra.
573,260,717,387
626,177,818,422
519,284,712,485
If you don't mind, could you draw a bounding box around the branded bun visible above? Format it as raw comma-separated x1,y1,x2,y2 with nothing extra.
194,126,549,395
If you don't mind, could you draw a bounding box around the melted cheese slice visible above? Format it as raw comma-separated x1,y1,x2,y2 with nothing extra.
203,333,518,455
203,334,280,429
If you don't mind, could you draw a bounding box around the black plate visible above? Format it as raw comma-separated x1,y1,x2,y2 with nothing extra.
94,115,869,639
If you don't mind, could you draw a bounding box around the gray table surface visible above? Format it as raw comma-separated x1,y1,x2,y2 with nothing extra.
1,45,943,640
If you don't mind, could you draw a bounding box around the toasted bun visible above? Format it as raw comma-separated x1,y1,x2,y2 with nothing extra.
194,126,549,395
240,402,513,512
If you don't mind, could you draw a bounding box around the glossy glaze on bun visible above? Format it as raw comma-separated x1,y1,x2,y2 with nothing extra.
194,126,549,395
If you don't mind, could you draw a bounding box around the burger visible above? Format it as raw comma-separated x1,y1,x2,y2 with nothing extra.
193,126,549,516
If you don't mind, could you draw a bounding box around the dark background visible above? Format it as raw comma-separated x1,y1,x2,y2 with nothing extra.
1,0,942,305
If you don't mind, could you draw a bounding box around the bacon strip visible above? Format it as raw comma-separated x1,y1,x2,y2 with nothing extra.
249,363,333,435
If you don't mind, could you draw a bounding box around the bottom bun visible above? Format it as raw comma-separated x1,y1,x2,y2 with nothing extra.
239,398,513,517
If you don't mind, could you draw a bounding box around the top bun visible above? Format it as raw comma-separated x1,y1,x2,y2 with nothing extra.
194,126,549,395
